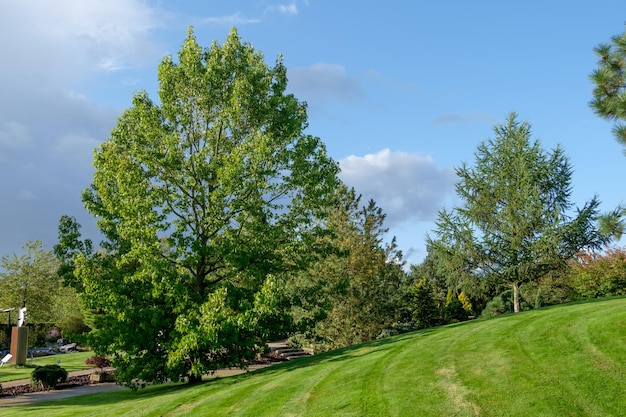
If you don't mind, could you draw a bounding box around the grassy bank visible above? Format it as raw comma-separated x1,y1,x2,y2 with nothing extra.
4,297,626,416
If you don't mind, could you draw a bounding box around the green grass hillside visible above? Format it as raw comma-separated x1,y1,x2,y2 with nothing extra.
5,297,626,416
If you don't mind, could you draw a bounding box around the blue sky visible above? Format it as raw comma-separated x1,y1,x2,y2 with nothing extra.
1,1,626,266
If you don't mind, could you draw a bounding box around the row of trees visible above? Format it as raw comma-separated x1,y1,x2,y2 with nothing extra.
6,25,626,386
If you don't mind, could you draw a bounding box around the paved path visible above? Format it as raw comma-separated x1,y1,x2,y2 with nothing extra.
0,363,276,407
0,340,296,407
0,380,125,406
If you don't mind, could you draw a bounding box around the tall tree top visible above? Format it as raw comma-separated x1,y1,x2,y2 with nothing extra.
589,25,626,149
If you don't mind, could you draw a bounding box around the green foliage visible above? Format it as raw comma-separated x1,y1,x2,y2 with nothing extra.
291,185,406,351
458,291,472,312
54,215,93,289
409,277,439,329
481,297,508,318
85,355,111,372
589,25,626,148
567,247,626,298
481,291,514,318
0,241,84,334
442,300,467,322
430,113,608,313
408,248,450,314
55,312,91,339
597,206,626,242
534,288,544,309
520,269,575,308
30,365,68,390
6,298,626,416
75,28,339,385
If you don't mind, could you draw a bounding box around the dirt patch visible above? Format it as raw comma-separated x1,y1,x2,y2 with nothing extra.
436,367,481,416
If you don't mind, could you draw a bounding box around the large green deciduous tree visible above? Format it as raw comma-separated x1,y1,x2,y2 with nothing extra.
430,114,608,313
589,25,626,149
77,28,339,385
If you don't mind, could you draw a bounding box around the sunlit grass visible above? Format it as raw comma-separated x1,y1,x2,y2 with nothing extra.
2,297,626,416
0,351,92,383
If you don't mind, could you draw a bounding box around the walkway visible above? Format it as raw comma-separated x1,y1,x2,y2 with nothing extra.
0,340,308,406
0,369,124,407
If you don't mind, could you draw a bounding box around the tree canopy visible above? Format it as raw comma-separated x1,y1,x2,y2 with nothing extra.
0,241,84,343
430,113,608,312
75,27,339,385
288,184,406,351
589,25,626,149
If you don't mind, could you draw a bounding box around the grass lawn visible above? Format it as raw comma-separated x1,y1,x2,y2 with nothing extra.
2,297,625,416
0,351,92,383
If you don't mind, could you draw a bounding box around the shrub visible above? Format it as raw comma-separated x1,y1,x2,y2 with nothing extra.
31,364,68,390
458,291,473,312
45,328,61,344
409,277,439,329
481,291,515,318
85,355,111,372
521,271,575,307
57,313,91,338
443,300,468,323
567,247,626,298
481,297,507,317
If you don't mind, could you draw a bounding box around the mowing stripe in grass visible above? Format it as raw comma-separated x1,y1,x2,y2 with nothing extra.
2,298,625,417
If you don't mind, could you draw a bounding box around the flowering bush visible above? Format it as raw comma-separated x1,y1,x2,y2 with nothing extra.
85,355,111,372
44,328,61,344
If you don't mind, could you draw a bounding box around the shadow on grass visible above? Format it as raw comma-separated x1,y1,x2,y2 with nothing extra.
22,307,589,410
15,382,194,410
17,327,447,409
234,326,442,376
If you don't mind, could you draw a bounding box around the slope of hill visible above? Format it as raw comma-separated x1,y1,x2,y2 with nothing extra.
5,297,626,416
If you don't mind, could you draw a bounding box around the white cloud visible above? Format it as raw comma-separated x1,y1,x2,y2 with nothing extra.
339,149,456,226
0,0,162,256
289,63,366,104
0,0,163,82
200,2,299,26
200,11,262,26
267,3,299,15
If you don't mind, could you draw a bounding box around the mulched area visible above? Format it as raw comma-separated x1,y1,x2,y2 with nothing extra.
1,374,92,397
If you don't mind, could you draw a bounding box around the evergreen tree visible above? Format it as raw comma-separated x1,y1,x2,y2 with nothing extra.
409,277,438,329
589,25,626,149
430,113,608,313
291,185,405,351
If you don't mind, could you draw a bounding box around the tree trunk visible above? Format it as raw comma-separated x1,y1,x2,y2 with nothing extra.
513,282,520,313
